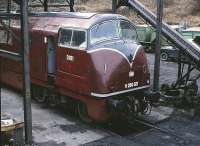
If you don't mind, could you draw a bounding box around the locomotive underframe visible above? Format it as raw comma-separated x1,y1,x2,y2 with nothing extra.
30,83,160,122
107,89,160,118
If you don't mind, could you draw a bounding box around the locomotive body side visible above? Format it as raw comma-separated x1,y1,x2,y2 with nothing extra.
0,13,159,122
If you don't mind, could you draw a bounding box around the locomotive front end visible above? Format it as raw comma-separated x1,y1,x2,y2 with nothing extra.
87,15,160,118
89,45,159,117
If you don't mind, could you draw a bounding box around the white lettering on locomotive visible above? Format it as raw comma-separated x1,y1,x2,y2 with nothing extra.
125,82,138,89
125,82,134,89
66,54,74,61
104,64,107,73
44,37,47,43
134,82,138,87
129,71,134,77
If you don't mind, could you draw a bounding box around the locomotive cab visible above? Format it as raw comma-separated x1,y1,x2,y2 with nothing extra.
56,18,150,96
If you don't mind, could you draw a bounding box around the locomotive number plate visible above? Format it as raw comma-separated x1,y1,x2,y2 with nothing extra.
125,82,138,89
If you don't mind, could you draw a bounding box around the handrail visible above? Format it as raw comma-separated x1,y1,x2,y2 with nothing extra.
0,49,21,61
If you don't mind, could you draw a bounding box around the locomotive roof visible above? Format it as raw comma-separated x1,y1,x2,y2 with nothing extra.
30,12,97,19
27,12,128,31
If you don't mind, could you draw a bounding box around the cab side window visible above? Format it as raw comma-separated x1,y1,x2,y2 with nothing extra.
90,20,119,44
72,30,86,48
119,21,137,41
59,29,72,46
0,29,12,45
59,28,86,49
0,19,14,45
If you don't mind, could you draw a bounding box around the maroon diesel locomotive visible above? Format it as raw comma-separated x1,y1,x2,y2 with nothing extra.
0,12,159,122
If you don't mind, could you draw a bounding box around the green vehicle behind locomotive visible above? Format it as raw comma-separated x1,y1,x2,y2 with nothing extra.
136,25,200,62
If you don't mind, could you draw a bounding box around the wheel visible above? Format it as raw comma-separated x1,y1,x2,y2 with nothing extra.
47,94,59,107
32,86,47,103
77,102,93,123
161,52,169,61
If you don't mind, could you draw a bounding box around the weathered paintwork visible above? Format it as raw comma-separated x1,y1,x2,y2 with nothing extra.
0,12,150,122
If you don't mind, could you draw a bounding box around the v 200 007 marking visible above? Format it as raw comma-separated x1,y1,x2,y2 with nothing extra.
125,82,138,89
0,12,160,123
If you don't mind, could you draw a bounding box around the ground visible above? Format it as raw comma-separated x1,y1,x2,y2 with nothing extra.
1,54,200,146
1,88,109,146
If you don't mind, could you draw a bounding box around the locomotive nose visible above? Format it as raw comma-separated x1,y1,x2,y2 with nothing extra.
89,46,150,96
109,46,150,91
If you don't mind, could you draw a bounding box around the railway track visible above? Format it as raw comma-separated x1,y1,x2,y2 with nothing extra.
2,87,200,146
32,96,186,141
134,119,186,140
89,117,187,143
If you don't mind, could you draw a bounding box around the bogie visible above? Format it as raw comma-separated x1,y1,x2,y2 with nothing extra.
31,85,47,103
77,101,93,123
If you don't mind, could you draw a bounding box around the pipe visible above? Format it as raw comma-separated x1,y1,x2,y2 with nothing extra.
20,0,32,145
153,0,164,92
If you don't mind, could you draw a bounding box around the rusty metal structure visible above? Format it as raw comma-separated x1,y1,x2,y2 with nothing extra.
12,0,74,12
